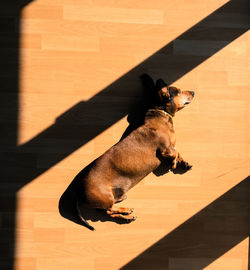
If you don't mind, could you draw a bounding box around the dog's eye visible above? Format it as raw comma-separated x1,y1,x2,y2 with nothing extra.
170,89,179,96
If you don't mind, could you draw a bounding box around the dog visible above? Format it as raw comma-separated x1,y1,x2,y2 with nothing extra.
76,75,195,230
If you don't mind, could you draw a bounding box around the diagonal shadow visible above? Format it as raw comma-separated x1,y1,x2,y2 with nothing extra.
121,176,250,270
0,0,249,269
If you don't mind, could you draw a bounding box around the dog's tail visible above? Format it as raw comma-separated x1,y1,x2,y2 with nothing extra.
76,199,95,231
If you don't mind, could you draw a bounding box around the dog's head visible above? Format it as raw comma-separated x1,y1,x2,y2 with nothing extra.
155,78,195,116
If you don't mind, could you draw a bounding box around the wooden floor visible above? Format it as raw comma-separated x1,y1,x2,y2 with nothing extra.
0,0,249,269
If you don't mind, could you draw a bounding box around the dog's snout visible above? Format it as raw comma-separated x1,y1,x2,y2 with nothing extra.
190,91,195,97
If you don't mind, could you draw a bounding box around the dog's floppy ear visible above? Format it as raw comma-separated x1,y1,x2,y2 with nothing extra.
156,79,170,101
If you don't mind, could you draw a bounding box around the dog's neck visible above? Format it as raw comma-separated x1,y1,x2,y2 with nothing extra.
152,109,173,119
150,104,175,117
146,109,174,124
145,109,175,134
147,107,174,118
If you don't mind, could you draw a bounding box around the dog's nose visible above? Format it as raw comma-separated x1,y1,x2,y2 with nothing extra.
190,91,195,97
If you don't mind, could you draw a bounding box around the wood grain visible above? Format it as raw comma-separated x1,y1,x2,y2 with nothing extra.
0,0,249,269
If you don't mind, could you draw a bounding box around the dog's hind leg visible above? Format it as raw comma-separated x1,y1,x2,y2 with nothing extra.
107,205,134,215
106,205,136,221
85,186,136,222
108,213,136,221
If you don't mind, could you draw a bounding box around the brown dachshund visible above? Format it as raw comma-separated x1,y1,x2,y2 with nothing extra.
76,75,195,230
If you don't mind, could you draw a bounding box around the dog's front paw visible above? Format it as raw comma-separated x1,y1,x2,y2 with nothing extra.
181,161,192,171
171,160,192,174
